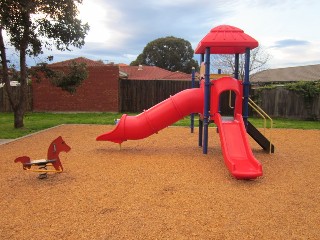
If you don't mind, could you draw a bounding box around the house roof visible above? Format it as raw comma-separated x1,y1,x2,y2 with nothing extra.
117,63,129,67
195,25,259,54
119,65,191,81
49,57,105,67
48,57,191,80
251,64,320,83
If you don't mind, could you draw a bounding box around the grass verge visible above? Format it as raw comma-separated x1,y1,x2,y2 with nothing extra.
0,112,319,139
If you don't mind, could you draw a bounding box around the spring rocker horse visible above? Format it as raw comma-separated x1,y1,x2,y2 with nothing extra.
14,136,71,179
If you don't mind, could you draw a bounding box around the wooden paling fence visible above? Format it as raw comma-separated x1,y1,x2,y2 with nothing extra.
251,87,320,120
0,86,33,112
1,82,319,120
119,80,195,112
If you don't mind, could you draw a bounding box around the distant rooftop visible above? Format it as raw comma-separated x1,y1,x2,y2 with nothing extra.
49,57,105,67
48,57,191,81
119,65,191,81
251,64,320,83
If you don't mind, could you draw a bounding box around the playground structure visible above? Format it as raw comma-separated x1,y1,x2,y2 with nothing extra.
97,25,274,179
14,136,71,179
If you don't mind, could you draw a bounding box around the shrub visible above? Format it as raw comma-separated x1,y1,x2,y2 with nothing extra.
284,80,320,102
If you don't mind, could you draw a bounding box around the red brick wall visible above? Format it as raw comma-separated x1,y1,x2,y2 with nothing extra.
32,66,119,112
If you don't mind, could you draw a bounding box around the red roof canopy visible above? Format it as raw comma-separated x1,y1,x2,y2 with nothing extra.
195,25,258,54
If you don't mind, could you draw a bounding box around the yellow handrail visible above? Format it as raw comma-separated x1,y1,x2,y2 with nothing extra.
248,98,273,154
248,102,267,135
229,90,234,109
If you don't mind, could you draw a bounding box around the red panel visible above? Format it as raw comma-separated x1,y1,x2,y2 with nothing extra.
210,76,243,117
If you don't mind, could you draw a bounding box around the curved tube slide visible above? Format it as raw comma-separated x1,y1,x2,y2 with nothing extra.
96,88,204,143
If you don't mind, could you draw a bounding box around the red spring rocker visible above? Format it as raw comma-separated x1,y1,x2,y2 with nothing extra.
14,136,71,179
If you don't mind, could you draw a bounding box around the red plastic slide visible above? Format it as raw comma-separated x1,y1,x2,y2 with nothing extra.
96,87,204,143
214,113,263,179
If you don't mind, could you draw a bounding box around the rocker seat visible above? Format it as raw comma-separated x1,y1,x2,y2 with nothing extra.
24,159,56,166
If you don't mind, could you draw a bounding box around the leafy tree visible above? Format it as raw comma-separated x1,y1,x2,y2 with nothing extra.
210,46,270,80
130,36,198,74
33,61,88,94
0,0,89,128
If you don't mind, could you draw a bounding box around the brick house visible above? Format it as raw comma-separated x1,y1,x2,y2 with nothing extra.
32,57,192,112
32,57,119,112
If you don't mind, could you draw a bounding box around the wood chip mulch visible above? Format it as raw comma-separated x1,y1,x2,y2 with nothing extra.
1,124,319,239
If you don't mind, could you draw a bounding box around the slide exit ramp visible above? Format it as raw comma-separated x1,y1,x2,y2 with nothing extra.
215,113,263,179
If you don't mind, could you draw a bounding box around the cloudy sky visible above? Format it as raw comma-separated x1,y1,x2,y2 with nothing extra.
27,0,320,69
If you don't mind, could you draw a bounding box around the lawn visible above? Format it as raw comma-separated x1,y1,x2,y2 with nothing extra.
0,112,122,139
0,112,319,139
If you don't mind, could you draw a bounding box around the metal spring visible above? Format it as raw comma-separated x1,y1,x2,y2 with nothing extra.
38,165,48,179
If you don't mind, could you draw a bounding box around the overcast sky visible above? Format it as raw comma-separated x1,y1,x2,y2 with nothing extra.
22,0,320,69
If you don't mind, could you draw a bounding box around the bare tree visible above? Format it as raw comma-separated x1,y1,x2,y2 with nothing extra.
210,46,270,80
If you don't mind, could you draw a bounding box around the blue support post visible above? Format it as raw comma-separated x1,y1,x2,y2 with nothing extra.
198,119,203,147
190,67,195,133
199,54,205,147
234,53,239,80
203,47,211,154
243,48,250,127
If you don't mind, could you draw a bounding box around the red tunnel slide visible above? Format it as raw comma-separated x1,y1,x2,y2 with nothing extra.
96,87,204,143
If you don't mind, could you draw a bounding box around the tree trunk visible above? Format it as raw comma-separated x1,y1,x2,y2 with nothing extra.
16,44,28,129
14,7,31,129
14,107,25,128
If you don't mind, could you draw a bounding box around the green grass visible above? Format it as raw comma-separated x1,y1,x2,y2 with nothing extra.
248,117,320,129
173,115,320,129
0,112,123,139
0,112,319,139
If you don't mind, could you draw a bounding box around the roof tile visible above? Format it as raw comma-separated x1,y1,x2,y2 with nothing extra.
49,57,105,67
48,57,191,81
251,64,320,83
119,66,191,81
